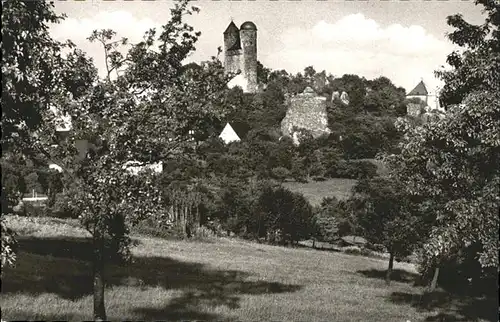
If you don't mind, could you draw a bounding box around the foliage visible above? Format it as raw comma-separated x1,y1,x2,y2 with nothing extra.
388,91,499,270
350,176,428,283
388,0,499,280
313,198,340,243
435,0,500,108
254,185,315,244
2,0,234,318
326,160,378,179
0,216,18,272
1,0,95,270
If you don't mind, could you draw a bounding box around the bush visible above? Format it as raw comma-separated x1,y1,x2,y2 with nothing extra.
327,160,377,179
342,245,362,254
271,166,291,182
132,217,179,239
342,246,373,257
49,192,79,219
23,201,47,217
190,226,218,241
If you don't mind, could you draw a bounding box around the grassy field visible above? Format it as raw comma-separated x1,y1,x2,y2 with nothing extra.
1,216,496,321
283,178,357,206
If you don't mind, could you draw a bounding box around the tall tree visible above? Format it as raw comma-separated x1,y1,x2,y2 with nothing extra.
389,91,499,284
2,0,96,269
435,0,499,108
351,177,425,284
388,0,499,290
45,1,233,319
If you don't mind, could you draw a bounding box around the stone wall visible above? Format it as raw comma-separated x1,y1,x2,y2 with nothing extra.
280,87,331,141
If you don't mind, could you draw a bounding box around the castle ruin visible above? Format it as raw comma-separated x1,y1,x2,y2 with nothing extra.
223,21,258,93
280,87,331,144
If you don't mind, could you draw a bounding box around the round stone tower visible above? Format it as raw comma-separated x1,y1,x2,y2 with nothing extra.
239,21,258,93
223,21,241,74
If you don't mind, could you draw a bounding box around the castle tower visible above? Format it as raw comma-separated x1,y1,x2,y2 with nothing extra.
223,21,241,75
239,21,258,93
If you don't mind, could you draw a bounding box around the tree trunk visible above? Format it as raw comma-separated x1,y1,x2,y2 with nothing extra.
429,266,440,291
93,235,106,320
385,252,394,285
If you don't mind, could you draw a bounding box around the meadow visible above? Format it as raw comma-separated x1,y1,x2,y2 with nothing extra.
1,216,496,321
283,178,357,206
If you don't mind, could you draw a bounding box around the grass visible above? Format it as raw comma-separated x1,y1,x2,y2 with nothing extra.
1,216,497,321
283,178,357,206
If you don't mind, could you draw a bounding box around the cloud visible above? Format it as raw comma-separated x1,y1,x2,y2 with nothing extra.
51,11,157,43
50,11,161,78
268,13,455,94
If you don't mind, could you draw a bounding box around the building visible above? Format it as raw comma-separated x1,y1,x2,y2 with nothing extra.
223,20,258,93
407,80,429,105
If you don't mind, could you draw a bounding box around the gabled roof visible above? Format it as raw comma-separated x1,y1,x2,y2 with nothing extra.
408,80,428,96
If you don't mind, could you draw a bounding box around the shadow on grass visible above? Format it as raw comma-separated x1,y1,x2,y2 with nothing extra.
357,268,421,284
2,236,301,321
389,290,498,322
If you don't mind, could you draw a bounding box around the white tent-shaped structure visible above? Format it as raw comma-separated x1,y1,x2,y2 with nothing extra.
219,123,241,144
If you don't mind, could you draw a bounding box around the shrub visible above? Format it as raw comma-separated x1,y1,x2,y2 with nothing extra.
271,166,291,182
49,192,79,219
23,201,47,217
190,226,217,241
327,160,377,179
342,246,373,257
342,245,362,254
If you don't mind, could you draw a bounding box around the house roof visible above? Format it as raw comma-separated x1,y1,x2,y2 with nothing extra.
224,21,239,34
219,123,241,144
408,80,428,96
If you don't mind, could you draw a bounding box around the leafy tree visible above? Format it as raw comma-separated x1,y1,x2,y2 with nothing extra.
388,0,499,290
7,0,233,318
388,91,499,287
304,66,317,78
270,166,291,183
364,76,407,116
255,185,314,244
24,172,42,194
257,60,271,85
2,0,95,269
351,177,425,284
435,0,499,108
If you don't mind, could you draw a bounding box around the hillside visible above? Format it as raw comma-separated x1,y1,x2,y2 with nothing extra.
2,216,495,321
283,178,357,206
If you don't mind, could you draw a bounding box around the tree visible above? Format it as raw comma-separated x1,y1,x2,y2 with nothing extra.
4,0,233,319
2,0,95,269
388,91,499,287
351,177,425,284
388,0,499,290
257,60,271,85
435,0,499,108
255,186,314,245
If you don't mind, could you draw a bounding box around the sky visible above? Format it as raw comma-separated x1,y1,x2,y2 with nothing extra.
51,0,485,100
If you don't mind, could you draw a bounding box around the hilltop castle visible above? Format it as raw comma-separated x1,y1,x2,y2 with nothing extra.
223,20,258,93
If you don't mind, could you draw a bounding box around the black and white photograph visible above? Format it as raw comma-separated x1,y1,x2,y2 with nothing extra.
1,0,499,320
